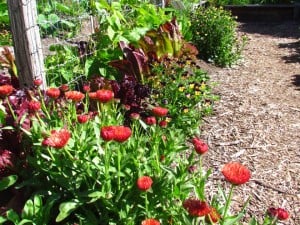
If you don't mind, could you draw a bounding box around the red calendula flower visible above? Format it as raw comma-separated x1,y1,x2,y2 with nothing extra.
268,207,289,220
28,100,41,112
96,89,114,103
33,79,43,86
113,126,132,142
152,106,168,117
222,162,251,185
192,137,208,155
100,126,116,141
59,84,69,92
46,87,60,99
0,85,13,97
205,207,221,224
65,91,85,102
141,218,160,225
77,114,89,124
183,199,211,217
144,116,156,125
42,129,71,149
88,92,98,100
159,120,168,128
137,176,153,191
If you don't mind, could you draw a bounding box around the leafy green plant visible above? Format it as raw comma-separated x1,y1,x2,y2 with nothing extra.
189,6,245,67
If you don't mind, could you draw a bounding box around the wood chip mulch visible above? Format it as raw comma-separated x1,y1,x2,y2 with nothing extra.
198,21,300,225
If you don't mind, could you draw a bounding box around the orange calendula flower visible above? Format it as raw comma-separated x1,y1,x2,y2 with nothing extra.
137,176,153,191
42,129,71,149
46,87,60,99
222,162,251,185
141,218,160,225
205,207,221,224
183,199,211,217
192,137,208,155
96,89,114,103
268,207,289,220
152,106,168,117
65,91,85,102
28,100,41,112
0,85,13,97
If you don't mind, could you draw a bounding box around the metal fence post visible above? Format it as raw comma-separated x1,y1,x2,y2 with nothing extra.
7,0,47,90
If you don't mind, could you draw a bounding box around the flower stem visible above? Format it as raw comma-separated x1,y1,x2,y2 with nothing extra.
117,147,121,191
6,96,16,121
223,184,235,220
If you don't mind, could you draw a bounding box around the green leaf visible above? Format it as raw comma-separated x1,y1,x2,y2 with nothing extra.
249,217,258,225
56,200,80,222
6,209,20,223
223,212,245,225
0,216,7,223
0,175,18,191
22,199,34,219
48,14,60,25
18,219,34,225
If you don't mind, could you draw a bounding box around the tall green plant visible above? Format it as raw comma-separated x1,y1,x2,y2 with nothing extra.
189,6,244,67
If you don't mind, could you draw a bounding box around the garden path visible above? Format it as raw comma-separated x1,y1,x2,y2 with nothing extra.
199,21,300,224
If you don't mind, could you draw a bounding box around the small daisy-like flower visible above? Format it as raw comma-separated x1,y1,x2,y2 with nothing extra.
42,129,71,149
100,126,116,141
222,162,251,185
183,198,211,217
0,85,13,97
46,87,60,99
141,218,160,225
137,176,153,191
65,91,85,102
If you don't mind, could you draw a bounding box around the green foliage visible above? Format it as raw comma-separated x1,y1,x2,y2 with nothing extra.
208,0,293,6
190,6,244,67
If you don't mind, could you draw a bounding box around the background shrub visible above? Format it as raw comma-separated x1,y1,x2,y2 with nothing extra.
190,6,243,67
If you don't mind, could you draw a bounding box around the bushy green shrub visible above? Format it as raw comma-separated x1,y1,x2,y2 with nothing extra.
190,6,243,67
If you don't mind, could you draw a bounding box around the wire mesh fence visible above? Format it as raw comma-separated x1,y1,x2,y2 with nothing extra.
36,0,96,87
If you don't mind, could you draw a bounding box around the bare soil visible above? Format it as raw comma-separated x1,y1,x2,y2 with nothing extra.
199,21,300,224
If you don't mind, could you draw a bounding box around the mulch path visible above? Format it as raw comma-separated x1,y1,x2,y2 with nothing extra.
199,21,300,224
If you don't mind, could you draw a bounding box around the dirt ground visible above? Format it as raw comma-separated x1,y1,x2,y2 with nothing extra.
199,21,300,224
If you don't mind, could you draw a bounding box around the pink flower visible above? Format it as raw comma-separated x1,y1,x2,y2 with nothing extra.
59,84,69,92
183,199,211,217
141,219,160,225
222,162,251,185
137,176,153,191
33,79,43,86
65,91,85,102
0,149,14,170
0,85,13,97
88,92,98,100
96,89,114,103
152,106,168,117
42,129,71,149
268,207,289,220
83,84,90,93
192,138,208,155
159,120,168,128
46,87,60,99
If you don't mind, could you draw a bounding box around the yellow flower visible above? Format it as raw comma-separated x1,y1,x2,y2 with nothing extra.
179,86,185,92
189,83,195,89
195,91,201,96
183,108,189,113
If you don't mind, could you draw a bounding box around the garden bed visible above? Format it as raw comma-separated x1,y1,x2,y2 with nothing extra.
224,4,300,21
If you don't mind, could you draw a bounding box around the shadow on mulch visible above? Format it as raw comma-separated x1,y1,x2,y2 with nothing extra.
278,40,300,63
291,74,300,90
238,21,300,39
